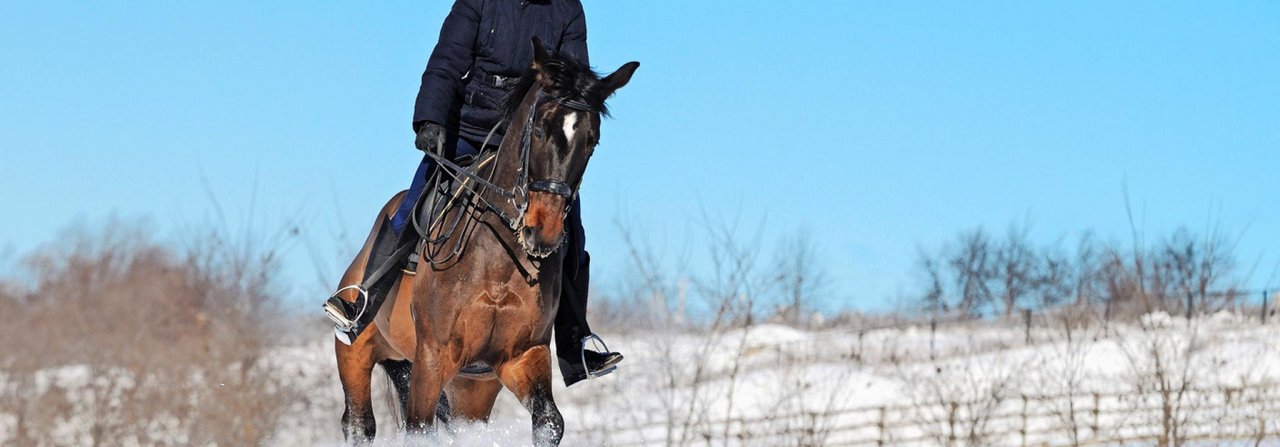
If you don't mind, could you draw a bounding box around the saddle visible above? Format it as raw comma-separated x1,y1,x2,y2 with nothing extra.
413,153,490,261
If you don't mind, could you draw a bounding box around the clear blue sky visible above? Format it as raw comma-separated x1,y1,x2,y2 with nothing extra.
2,1,1278,311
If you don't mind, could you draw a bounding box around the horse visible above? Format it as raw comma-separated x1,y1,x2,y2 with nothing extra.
332,37,638,446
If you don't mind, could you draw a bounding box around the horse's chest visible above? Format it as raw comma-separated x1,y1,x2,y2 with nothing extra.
452,256,543,309
472,282,533,309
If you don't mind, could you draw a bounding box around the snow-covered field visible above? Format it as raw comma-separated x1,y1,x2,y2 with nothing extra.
6,312,1280,446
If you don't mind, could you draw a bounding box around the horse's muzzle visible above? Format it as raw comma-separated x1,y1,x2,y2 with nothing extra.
520,192,567,257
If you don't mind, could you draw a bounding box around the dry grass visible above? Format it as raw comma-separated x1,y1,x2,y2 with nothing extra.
0,222,292,445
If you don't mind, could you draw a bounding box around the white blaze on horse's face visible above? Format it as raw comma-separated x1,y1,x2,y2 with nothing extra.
561,112,578,144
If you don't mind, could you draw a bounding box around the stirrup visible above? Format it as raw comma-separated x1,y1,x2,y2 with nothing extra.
323,285,368,335
582,334,618,379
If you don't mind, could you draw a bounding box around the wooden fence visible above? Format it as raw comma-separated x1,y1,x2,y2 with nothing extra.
590,383,1278,446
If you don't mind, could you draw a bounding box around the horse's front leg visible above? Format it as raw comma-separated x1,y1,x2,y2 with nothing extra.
405,343,459,435
496,345,563,446
446,376,503,422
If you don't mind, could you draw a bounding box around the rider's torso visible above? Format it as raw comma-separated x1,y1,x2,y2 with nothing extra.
458,0,580,144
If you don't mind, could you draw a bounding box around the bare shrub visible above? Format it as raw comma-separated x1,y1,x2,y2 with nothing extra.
1148,227,1241,318
593,213,850,446
916,224,1068,319
1116,313,1208,447
993,223,1039,318
0,221,291,445
769,228,831,328
592,215,690,332
1033,311,1102,446
625,213,774,446
949,229,997,317
916,221,1247,325
757,352,854,447
895,335,1028,446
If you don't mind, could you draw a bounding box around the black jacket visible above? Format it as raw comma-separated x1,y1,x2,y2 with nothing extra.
412,0,589,145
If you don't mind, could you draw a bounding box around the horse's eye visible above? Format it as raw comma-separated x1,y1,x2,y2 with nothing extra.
533,128,544,139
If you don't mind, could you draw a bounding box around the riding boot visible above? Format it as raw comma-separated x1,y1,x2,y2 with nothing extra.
555,202,623,386
325,218,418,343
363,221,417,312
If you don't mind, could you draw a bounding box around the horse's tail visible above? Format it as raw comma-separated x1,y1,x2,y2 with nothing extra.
378,360,409,430
382,371,403,429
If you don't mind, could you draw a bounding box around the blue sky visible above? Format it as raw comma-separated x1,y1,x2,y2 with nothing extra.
2,1,1278,311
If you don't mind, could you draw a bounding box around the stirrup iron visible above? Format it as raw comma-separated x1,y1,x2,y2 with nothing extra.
582,333,617,379
323,285,369,335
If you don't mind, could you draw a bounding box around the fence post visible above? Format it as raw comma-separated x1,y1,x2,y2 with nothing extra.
948,400,958,446
1259,415,1268,445
1091,392,1100,438
857,330,866,365
1024,309,1033,344
930,317,938,360
1020,394,1028,447
1262,290,1269,325
804,411,817,443
876,406,887,447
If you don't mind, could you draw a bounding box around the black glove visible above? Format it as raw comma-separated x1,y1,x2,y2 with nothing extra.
415,122,446,153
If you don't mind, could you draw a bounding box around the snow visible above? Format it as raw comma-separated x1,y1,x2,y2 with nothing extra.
3,313,1279,445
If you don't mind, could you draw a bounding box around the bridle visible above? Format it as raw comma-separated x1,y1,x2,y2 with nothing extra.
511,90,593,217
415,87,595,265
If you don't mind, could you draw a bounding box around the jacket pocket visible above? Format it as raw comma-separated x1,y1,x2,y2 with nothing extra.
477,3,500,55
473,83,506,110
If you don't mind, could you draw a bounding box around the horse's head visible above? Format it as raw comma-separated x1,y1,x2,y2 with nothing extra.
512,37,638,257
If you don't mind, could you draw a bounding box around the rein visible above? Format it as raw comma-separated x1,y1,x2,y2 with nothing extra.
414,88,594,267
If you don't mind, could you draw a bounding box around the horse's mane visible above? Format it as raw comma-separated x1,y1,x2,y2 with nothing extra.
501,54,611,122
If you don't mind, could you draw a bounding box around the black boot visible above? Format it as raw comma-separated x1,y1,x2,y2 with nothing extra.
583,338,624,372
325,219,417,344
555,203,624,386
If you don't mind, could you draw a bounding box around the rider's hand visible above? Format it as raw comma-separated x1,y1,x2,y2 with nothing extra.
415,122,446,153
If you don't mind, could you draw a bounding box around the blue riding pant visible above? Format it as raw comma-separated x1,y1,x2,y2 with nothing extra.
390,138,480,234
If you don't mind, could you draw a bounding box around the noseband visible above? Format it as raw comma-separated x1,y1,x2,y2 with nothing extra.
527,179,575,198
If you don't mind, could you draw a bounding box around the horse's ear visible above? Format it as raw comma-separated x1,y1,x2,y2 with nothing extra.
531,36,551,73
598,61,640,98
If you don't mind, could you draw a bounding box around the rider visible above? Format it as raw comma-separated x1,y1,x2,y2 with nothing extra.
326,0,622,386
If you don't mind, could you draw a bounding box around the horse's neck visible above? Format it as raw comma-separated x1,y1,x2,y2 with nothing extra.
469,88,558,284
483,89,538,213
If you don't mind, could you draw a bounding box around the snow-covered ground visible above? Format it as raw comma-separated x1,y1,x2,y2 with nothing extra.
6,312,1280,446
269,312,1280,446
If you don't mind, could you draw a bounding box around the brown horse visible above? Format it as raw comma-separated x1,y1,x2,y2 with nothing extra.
332,38,638,445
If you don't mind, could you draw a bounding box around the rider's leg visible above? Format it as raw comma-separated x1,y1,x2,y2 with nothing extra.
390,154,436,236
554,198,623,386
328,154,434,333
332,137,485,332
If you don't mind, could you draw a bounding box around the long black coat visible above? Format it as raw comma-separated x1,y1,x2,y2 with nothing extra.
412,0,589,145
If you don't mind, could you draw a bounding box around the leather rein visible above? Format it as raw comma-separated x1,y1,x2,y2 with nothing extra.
414,88,594,265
